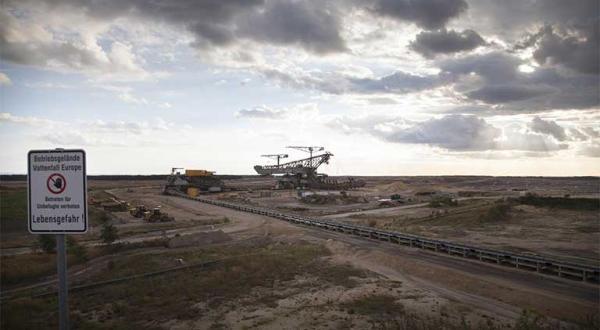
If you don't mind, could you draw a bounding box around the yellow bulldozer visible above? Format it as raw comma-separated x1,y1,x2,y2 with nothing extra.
143,207,174,222
129,205,148,218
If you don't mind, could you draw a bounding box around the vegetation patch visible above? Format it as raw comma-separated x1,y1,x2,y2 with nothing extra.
89,206,112,226
89,189,118,201
1,241,352,328
1,253,59,287
513,309,599,330
0,188,27,233
198,217,230,226
342,294,405,317
1,238,166,288
309,261,367,288
516,194,599,211
301,193,367,205
2,245,90,287
481,202,512,222
1,297,57,330
574,225,600,233
429,195,458,208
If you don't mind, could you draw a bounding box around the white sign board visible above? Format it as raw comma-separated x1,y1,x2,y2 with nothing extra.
28,149,88,233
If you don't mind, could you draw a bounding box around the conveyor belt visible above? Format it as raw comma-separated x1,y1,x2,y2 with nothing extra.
167,189,600,283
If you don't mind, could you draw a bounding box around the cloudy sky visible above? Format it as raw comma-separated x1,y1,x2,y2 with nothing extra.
1,0,598,175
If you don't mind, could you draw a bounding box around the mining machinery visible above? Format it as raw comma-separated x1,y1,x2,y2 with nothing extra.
162,167,224,195
286,146,323,159
261,154,288,166
254,147,365,190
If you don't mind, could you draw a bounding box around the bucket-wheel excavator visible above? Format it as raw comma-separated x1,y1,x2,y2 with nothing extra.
254,146,365,190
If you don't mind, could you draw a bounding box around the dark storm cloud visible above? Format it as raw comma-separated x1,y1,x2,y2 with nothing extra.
188,22,236,46
2,0,346,56
385,114,499,150
522,68,599,110
372,0,468,29
262,48,597,111
238,1,346,54
53,0,261,22
529,116,567,141
349,71,442,94
138,0,345,52
42,0,264,38
439,51,520,83
3,0,598,115
514,21,599,75
0,0,262,71
531,24,599,75
469,0,599,74
466,85,551,104
331,114,568,152
439,52,600,110
534,0,599,24
410,29,485,58
467,0,599,37
329,114,500,150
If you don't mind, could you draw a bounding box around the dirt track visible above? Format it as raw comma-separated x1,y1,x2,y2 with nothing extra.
115,187,599,325
8,184,593,326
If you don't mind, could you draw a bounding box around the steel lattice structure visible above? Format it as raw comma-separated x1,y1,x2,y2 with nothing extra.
254,152,332,176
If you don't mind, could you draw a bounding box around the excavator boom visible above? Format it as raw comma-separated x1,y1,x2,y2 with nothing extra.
254,152,332,176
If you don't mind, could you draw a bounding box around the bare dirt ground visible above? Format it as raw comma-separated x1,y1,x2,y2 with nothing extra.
214,176,600,264
100,183,600,326
356,176,599,197
334,199,600,264
2,176,599,329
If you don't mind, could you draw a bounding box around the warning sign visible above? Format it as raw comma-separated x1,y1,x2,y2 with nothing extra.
28,149,88,233
47,173,67,194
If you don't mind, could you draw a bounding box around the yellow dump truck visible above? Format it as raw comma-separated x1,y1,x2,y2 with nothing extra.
163,168,224,194
185,169,214,177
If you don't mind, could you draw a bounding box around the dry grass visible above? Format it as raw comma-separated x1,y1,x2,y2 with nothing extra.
1,253,58,287
1,246,107,287
516,195,599,211
342,294,405,317
3,240,597,330
1,240,366,328
0,188,27,233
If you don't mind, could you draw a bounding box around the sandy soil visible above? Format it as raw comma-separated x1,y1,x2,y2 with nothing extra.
210,175,599,265
3,176,598,328
332,201,599,264
110,185,598,326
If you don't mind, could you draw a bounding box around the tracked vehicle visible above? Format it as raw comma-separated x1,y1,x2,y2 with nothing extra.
162,168,224,195
254,146,365,190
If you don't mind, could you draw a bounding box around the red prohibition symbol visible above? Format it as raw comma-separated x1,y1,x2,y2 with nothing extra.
47,173,67,194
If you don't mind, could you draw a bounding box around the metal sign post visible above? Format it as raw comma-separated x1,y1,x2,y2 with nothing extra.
56,234,69,330
28,149,88,330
